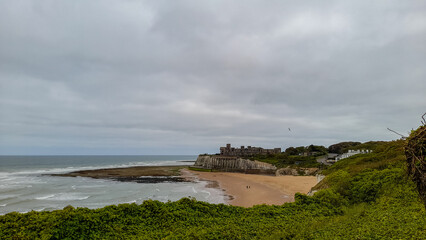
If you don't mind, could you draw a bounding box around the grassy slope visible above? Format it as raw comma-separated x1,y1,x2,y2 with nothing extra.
1,140,425,239
250,154,321,168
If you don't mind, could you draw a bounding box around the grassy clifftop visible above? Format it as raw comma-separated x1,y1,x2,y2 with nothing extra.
249,153,321,168
1,138,425,239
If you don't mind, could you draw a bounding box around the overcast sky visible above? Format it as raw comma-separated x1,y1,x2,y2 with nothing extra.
0,0,425,155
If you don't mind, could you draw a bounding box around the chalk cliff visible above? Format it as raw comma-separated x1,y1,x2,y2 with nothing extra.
194,155,277,174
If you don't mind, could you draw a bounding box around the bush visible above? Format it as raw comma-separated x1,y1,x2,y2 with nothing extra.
313,189,348,207
2,138,426,239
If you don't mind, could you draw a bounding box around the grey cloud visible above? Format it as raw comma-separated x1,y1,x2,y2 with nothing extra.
0,0,425,154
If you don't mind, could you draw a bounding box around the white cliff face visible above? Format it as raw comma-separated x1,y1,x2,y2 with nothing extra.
194,155,277,174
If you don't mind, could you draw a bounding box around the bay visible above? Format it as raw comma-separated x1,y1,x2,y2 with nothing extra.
0,155,226,215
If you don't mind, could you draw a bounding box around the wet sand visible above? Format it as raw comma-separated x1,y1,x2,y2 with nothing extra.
51,166,317,206
183,169,317,207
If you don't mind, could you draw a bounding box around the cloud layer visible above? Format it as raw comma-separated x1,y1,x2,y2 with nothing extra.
1,0,425,154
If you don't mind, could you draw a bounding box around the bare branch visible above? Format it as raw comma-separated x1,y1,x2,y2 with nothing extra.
387,127,407,139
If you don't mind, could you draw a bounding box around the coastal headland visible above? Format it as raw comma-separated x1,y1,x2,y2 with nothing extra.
52,165,318,207
51,143,321,207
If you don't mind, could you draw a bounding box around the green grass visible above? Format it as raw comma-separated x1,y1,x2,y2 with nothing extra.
188,166,216,172
1,140,425,239
250,153,322,168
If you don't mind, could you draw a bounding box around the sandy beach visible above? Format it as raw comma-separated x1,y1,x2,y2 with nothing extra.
52,165,318,207
183,169,317,207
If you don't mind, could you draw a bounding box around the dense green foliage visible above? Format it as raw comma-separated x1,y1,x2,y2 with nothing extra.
319,140,404,177
306,144,328,155
0,197,343,239
252,144,327,168
250,145,327,168
284,145,327,156
1,140,425,239
405,125,426,206
250,153,322,168
187,166,217,172
328,141,361,154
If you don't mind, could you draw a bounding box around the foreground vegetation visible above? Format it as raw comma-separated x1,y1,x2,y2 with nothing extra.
1,138,425,239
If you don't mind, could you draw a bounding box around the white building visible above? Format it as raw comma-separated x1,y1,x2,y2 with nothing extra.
335,149,371,161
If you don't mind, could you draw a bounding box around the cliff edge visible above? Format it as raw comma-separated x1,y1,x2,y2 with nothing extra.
193,155,277,174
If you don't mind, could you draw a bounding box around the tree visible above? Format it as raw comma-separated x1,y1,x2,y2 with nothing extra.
328,142,361,154
285,147,298,155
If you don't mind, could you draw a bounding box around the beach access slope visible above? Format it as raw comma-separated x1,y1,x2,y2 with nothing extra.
183,169,317,207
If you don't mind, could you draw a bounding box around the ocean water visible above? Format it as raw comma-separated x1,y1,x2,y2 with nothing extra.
0,155,226,215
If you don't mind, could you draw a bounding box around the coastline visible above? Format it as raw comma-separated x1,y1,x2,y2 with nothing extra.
182,169,317,207
49,165,191,183
50,165,318,207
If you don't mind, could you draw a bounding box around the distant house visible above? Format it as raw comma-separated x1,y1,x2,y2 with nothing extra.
325,153,338,163
334,149,372,162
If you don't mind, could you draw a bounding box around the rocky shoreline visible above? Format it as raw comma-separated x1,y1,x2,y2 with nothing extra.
49,164,319,207
49,165,191,183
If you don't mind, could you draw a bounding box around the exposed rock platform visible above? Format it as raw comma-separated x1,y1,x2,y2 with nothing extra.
50,165,190,183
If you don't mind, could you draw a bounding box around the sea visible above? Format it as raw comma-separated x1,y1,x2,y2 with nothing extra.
0,155,226,215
